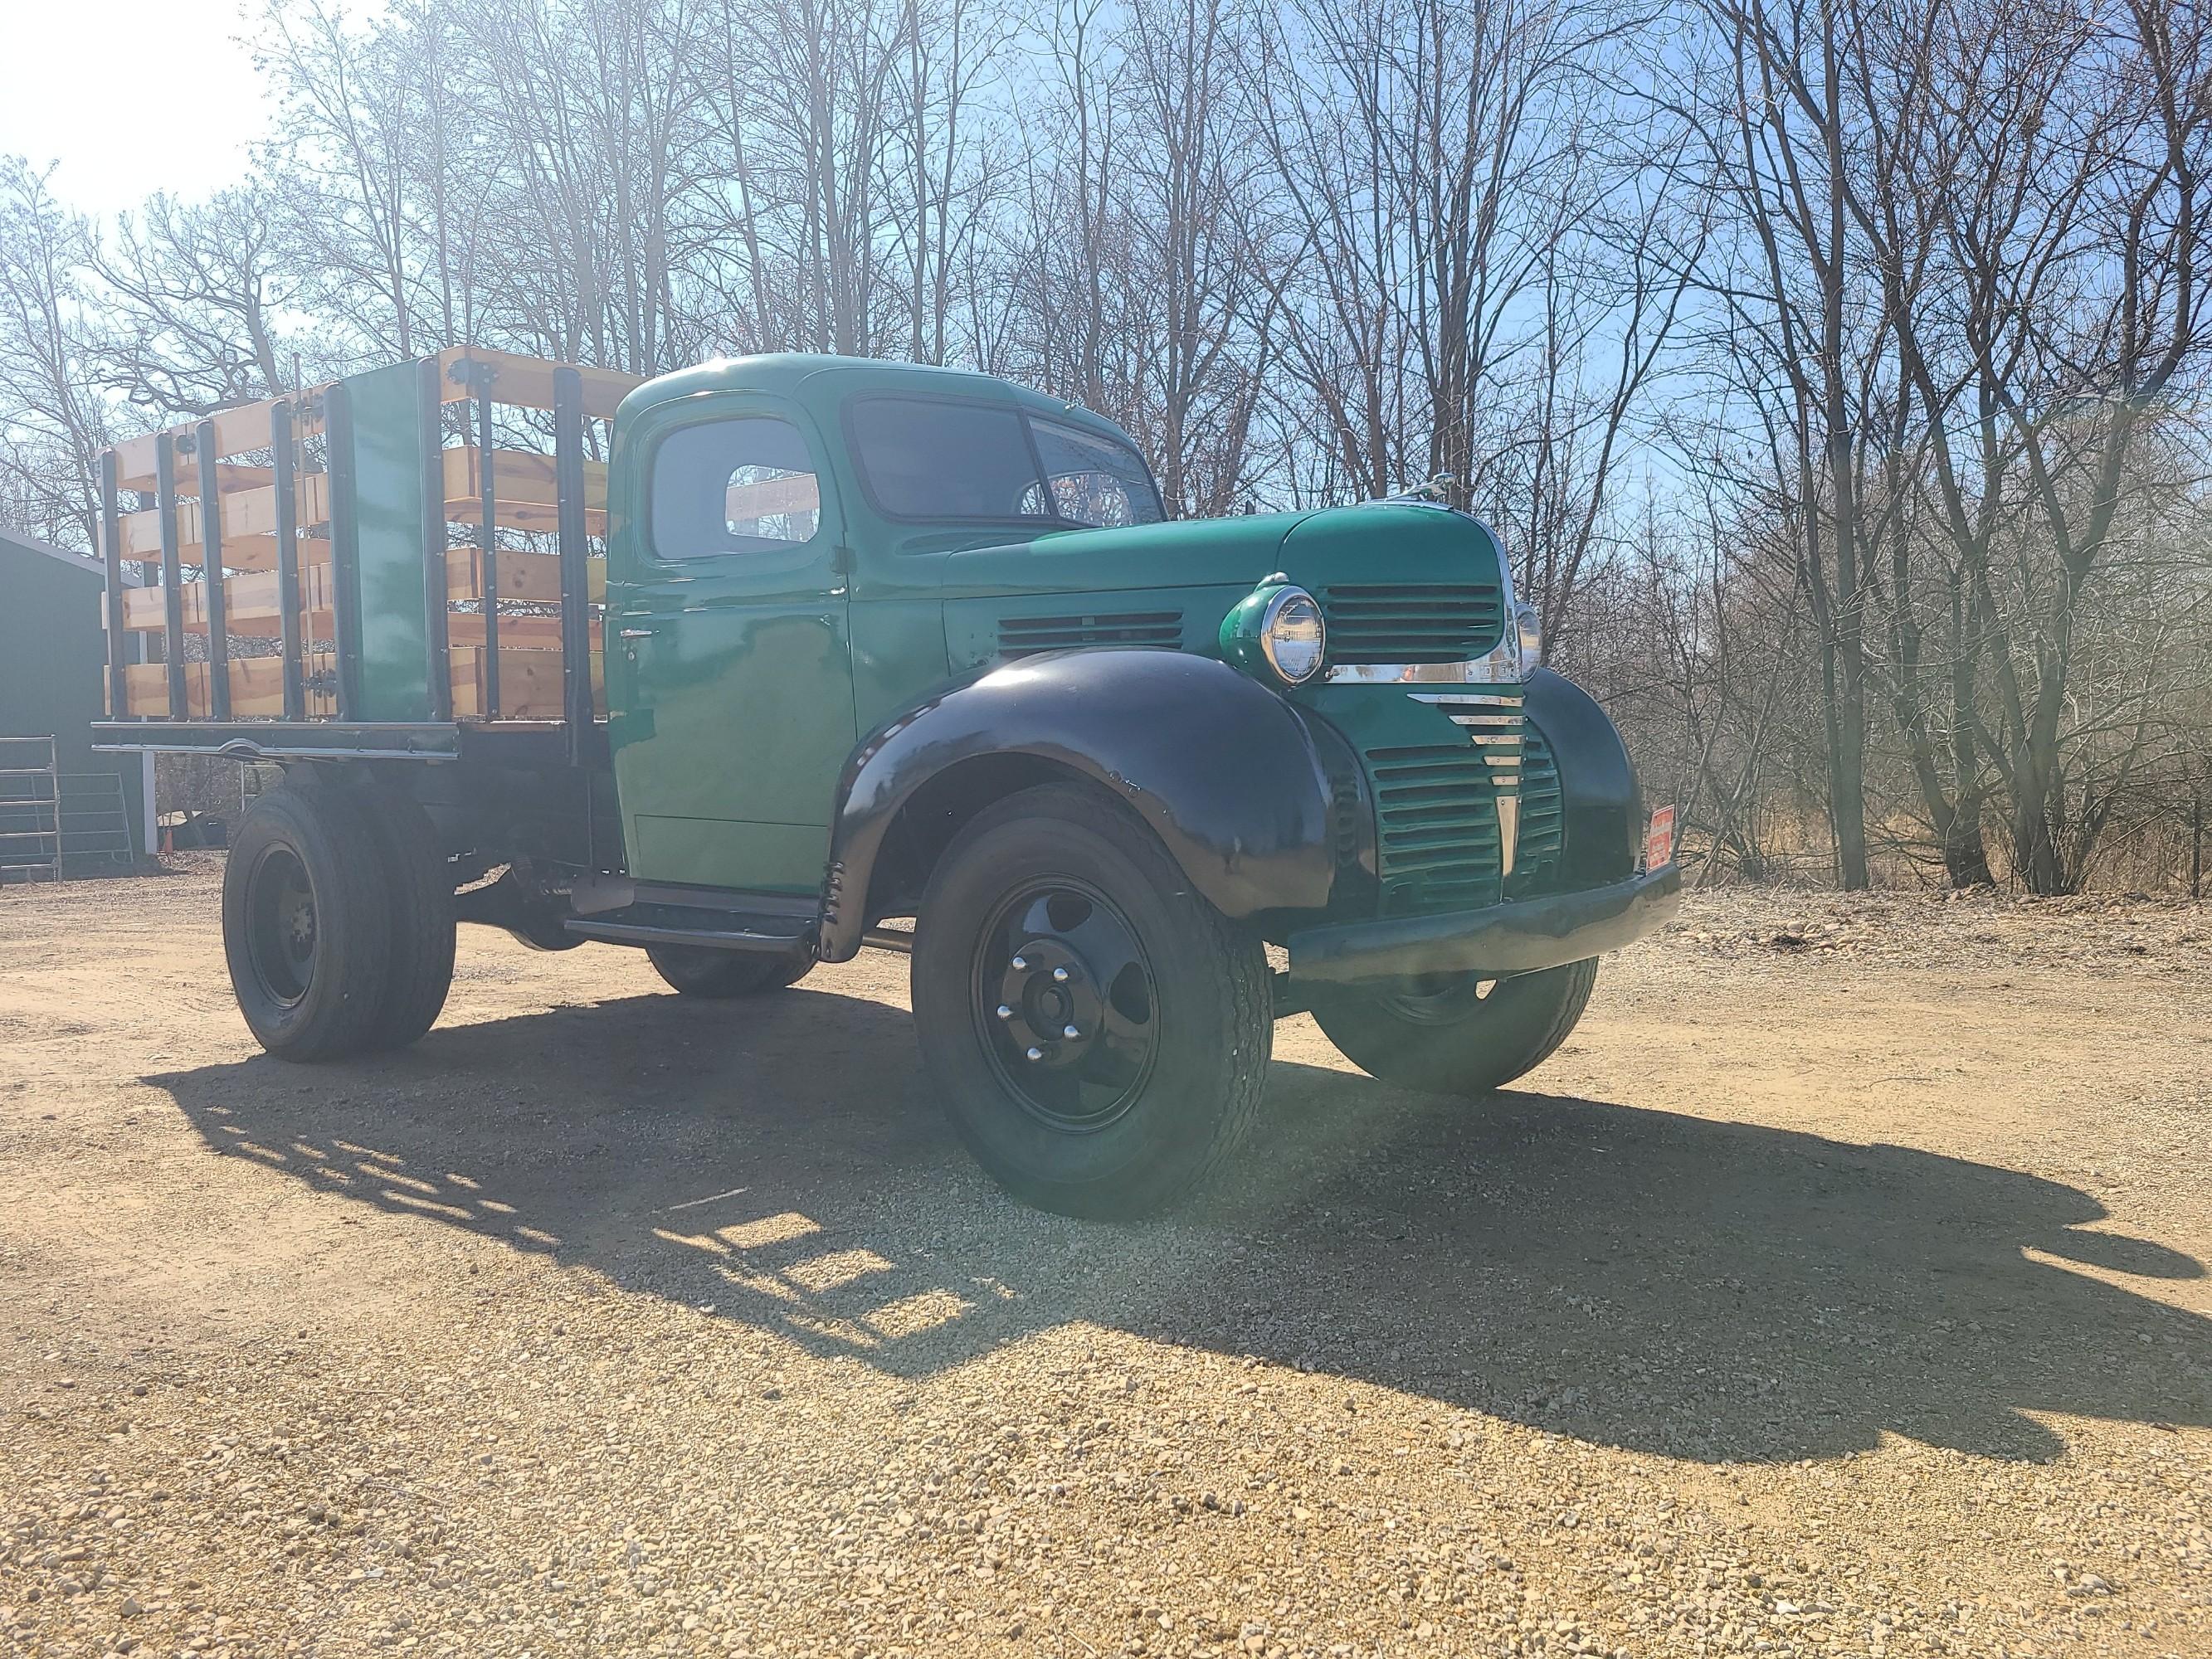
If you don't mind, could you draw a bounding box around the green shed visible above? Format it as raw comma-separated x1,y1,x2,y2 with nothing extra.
0,527,150,878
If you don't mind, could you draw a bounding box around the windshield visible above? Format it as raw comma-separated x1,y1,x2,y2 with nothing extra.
848,395,1163,528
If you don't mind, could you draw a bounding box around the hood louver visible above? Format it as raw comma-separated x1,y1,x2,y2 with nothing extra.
996,611,1184,659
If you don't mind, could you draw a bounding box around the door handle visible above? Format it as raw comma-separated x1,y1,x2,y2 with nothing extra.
617,627,657,640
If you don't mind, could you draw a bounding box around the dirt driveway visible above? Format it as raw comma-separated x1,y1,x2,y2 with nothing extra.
2,863,2208,1659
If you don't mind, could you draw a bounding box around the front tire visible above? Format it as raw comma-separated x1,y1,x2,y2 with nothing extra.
222,776,396,1062
1312,959,1597,1096
911,781,1270,1219
647,944,812,998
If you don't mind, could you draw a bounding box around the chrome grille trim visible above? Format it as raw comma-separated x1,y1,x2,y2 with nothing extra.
1323,655,1522,685
1410,690,1525,876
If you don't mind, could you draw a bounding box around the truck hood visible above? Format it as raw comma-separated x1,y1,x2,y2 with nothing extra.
936,501,1508,601
937,510,1308,598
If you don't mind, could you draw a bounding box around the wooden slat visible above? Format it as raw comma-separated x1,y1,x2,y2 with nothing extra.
728,474,821,521
121,654,339,718
449,646,607,721
446,614,603,651
113,393,330,492
122,474,331,559
446,547,606,607
121,644,607,722
207,534,333,574
440,445,609,533
443,445,609,513
127,445,613,549
203,462,275,491
121,566,337,636
108,343,633,493
436,347,641,421
122,547,604,632
120,663,174,716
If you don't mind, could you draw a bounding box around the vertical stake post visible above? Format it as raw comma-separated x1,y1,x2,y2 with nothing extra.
271,400,305,721
194,421,231,719
324,382,360,721
553,367,591,765
99,451,127,718
153,434,189,718
474,365,501,718
417,358,453,721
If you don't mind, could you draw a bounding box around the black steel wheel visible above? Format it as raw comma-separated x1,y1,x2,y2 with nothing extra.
970,877,1160,1133
912,781,1270,1218
648,944,813,998
244,846,317,1006
222,774,396,1062
1310,957,1598,1097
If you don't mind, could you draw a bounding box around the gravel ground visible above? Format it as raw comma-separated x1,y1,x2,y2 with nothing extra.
1,861,2207,1659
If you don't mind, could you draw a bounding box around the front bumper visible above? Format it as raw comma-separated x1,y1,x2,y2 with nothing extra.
1285,863,1682,986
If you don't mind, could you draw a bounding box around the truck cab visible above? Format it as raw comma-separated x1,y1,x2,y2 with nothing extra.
95,349,1679,1216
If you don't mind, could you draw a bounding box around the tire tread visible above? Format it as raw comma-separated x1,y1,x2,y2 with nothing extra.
350,782,456,1051
222,772,396,1063
1313,956,1597,1097
912,781,1270,1217
647,944,813,998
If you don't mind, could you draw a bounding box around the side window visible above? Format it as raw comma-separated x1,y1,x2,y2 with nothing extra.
1028,416,1163,527
650,416,821,560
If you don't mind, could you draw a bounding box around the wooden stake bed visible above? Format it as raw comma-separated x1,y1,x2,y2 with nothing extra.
98,348,641,736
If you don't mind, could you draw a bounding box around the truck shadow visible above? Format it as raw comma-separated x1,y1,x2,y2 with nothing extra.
149,984,2209,1466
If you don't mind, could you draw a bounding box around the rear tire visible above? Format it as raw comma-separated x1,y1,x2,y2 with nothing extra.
1311,958,1597,1097
647,944,812,998
222,775,396,1062
911,781,1270,1219
353,785,456,1050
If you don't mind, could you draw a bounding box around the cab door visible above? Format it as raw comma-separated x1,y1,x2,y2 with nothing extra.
607,396,855,894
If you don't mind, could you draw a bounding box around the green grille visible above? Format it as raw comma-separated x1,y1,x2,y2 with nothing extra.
1367,743,1505,915
1318,583,1505,665
1518,725,1564,867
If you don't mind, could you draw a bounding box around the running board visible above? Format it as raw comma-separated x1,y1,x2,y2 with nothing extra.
563,900,915,957
565,901,813,955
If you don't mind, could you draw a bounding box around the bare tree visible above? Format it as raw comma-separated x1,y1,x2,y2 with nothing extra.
0,159,112,550
3,0,2207,893
97,189,293,414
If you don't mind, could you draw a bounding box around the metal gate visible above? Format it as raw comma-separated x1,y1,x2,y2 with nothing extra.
0,735,136,883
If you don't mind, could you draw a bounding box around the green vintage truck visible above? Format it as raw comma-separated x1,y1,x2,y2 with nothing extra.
95,348,1678,1215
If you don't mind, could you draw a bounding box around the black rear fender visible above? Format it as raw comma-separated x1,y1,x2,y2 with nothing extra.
819,649,1341,961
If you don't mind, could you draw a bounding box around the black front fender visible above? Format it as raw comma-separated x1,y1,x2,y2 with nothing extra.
1524,666,1643,889
819,649,1340,961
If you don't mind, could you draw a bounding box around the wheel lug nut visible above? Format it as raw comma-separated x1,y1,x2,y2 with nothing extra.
1025,1046,1044,1063
1052,966,1069,983
996,1004,1013,1020
1062,1024,1080,1039
1011,955,1028,971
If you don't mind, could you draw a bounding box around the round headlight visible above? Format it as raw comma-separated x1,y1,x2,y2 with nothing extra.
1514,599,1542,669
1260,587,1326,684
